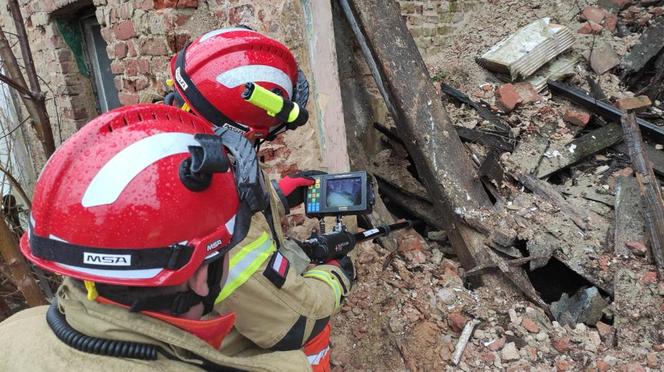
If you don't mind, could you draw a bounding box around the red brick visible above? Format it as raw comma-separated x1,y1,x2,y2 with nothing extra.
599,255,611,271
647,352,658,368
118,92,139,106
139,37,169,56
595,321,613,339
167,33,191,53
480,352,495,363
581,6,607,23
556,359,573,371
447,312,469,333
616,96,652,111
641,271,658,285
229,4,255,24
177,0,198,7
597,360,610,372
605,13,618,32
578,21,603,34
127,40,137,57
114,42,128,59
110,60,124,74
154,0,177,9
486,337,506,351
552,336,571,353
625,241,647,257
495,83,522,113
521,317,540,333
513,82,541,104
113,21,136,41
563,109,591,126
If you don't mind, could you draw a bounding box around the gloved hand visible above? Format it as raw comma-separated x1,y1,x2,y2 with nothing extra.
273,170,327,213
326,256,355,289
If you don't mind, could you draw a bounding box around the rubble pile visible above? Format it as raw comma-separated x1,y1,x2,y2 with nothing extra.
331,0,664,370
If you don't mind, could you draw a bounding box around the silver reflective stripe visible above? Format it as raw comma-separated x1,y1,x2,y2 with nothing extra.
199,27,256,42
307,346,330,365
223,238,273,287
216,65,293,98
82,133,199,208
56,263,162,280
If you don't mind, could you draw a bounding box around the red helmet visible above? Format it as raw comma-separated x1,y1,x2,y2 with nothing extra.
21,104,239,287
168,27,306,140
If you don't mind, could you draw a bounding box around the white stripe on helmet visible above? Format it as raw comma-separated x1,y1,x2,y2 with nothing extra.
82,132,199,208
199,27,257,42
56,263,162,280
216,65,293,98
225,215,236,235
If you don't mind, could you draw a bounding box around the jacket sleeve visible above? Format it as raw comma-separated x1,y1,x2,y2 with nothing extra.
214,249,351,350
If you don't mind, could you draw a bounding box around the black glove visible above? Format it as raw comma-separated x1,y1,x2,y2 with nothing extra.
336,255,355,284
272,170,327,213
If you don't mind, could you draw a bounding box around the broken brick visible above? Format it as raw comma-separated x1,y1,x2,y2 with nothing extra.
647,353,658,368
513,82,541,104
622,362,645,372
556,359,573,371
495,83,523,113
616,96,652,111
521,317,540,333
595,321,613,339
581,6,608,23
563,109,591,126
486,337,506,351
552,336,571,353
578,21,604,34
625,241,647,257
447,312,469,333
641,271,658,285
597,359,610,372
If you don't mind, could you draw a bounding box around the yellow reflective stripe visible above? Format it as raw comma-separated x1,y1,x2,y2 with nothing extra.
215,232,276,303
304,269,341,308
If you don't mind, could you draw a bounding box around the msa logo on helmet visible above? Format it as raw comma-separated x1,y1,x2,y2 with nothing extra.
175,66,189,90
222,122,248,134
83,252,132,266
207,239,223,252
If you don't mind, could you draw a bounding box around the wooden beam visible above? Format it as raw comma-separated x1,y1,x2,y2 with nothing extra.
614,176,645,257
621,114,664,272
537,122,623,178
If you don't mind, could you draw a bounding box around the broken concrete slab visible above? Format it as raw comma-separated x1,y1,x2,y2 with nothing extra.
477,18,575,81
551,287,609,326
584,41,620,74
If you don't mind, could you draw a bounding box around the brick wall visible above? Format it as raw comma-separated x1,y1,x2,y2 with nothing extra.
398,0,477,56
1,0,472,179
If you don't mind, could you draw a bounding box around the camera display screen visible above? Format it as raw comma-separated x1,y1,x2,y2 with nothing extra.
326,177,362,207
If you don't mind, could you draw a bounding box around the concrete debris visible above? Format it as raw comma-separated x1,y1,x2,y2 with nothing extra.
551,287,609,326
526,54,579,91
584,41,620,75
477,18,575,81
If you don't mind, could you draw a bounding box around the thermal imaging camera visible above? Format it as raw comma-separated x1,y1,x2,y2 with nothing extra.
305,171,374,217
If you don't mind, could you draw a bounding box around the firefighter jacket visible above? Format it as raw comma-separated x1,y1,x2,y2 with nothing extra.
214,175,352,355
0,279,310,371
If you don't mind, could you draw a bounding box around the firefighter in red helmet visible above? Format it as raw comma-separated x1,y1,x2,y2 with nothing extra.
0,104,348,371
166,27,353,371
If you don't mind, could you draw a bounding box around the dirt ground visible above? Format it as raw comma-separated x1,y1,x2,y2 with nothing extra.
329,1,664,371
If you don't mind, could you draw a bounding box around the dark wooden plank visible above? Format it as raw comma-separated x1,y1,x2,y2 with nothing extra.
621,114,664,272
537,122,623,178
614,176,645,257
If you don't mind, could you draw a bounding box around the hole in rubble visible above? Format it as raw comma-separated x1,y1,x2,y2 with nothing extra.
546,169,571,185
526,257,600,304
